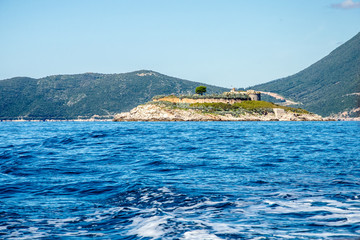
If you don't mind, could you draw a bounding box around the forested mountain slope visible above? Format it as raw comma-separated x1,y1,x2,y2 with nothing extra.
0,70,227,120
250,32,360,117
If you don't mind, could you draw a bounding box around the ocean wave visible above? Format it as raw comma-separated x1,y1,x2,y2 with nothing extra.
0,121,359,239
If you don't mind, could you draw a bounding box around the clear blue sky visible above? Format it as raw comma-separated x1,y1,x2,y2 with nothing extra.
0,0,359,88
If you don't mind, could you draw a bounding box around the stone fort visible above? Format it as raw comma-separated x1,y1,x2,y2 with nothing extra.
154,88,261,104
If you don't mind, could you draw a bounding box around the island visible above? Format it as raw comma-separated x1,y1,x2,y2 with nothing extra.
113,88,328,121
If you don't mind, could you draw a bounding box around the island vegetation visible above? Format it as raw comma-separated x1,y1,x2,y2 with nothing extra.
150,99,310,117
114,88,325,121
195,86,207,95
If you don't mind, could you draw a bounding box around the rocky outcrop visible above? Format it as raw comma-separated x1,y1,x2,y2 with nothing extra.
113,103,325,122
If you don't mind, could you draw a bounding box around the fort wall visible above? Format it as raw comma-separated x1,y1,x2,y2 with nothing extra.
154,97,244,104
153,90,261,104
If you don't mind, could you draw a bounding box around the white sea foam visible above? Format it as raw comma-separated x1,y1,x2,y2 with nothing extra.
159,186,172,193
57,230,90,237
127,215,169,239
140,194,151,202
126,196,136,201
119,193,360,238
261,197,359,217
291,232,360,238
183,230,223,240
6,227,49,240
310,212,360,226
47,217,80,228
174,200,227,212
84,206,124,222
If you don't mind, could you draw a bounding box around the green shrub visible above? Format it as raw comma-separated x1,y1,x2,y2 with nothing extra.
150,99,311,115
195,86,207,95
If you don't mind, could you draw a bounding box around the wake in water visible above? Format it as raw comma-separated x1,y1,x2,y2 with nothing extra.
3,184,360,239
0,121,359,239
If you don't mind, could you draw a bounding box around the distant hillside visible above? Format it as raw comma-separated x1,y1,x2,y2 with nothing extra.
250,32,360,117
0,70,228,120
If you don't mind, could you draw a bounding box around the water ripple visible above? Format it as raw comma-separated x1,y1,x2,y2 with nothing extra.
0,121,359,239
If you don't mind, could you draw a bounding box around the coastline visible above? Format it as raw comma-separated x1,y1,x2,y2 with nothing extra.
2,105,358,122
1,118,359,122
0,119,113,122
113,103,336,122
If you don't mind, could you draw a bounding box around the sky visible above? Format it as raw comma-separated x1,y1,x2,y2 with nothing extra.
0,0,359,88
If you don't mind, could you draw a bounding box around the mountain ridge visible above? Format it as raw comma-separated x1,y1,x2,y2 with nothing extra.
0,70,228,120
1,32,359,119
249,32,360,117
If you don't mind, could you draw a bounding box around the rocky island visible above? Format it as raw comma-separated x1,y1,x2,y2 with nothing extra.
114,88,326,121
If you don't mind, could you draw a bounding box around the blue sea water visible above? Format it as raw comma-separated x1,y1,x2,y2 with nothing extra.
0,121,359,239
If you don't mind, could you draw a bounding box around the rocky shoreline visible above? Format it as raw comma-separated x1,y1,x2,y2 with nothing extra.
113,103,329,122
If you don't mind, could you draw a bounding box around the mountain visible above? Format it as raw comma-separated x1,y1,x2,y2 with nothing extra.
0,70,228,120
3,33,359,120
250,32,360,117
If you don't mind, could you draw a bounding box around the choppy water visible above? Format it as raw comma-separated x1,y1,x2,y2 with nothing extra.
0,121,359,239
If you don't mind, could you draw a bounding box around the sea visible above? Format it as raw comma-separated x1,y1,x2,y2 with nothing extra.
0,121,359,239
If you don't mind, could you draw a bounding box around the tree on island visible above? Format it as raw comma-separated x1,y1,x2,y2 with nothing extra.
195,86,207,95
